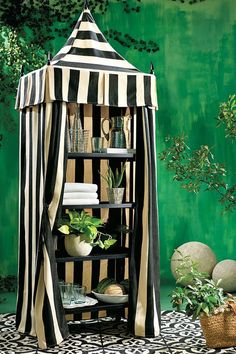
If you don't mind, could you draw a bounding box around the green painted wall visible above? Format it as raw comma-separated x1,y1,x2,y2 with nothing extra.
1,0,236,285
0,96,18,276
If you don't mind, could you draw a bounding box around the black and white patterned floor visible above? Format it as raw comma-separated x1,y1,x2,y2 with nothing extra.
1,311,236,354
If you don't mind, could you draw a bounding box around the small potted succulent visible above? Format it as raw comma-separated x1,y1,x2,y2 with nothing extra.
171,253,236,349
99,162,126,204
58,210,117,256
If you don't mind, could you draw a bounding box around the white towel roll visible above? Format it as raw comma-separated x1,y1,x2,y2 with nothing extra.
63,192,98,200
64,183,98,193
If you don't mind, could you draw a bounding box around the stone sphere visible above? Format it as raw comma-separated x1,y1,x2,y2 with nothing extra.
171,241,217,285
212,260,236,292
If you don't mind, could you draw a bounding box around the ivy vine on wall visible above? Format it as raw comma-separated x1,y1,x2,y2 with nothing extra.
104,30,159,53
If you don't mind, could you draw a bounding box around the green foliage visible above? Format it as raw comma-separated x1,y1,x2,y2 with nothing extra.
99,162,126,188
170,254,226,320
0,0,158,52
104,30,159,53
0,26,46,94
159,95,236,212
0,26,46,132
58,210,116,250
173,250,209,285
216,95,236,139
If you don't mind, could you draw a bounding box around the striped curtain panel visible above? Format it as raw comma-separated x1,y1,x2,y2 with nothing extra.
129,107,160,337
16,102,69,348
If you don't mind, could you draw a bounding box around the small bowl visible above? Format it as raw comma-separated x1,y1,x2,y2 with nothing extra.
92,290,128,304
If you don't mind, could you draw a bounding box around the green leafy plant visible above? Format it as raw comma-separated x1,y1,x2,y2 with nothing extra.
99,162,127,188
171,253,226,320
216,94,236,139
159,94,236,212
0,26,46,132
58,210,117,250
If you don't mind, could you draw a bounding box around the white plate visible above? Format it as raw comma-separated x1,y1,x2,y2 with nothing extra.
63,296,98,309
92,291,128,304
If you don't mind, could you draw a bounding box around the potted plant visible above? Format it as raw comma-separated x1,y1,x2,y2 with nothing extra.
58,210,117,256
99,162,126,204
171,253,236,349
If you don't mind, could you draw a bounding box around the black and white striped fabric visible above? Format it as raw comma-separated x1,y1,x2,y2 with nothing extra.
16,5,160,350
51,9,139,72
17,102,69,348
15,9,157,110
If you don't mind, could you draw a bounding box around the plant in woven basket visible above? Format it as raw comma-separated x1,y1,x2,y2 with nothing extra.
171,252,236,348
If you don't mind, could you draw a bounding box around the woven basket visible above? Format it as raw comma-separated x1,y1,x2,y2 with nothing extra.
200,311,236,348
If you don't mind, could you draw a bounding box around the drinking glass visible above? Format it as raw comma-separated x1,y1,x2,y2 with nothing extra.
91,137,104,153
59,282,72,306
72,284,86,304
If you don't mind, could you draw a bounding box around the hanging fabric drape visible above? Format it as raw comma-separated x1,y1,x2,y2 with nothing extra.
17,102,69,348
129,107,160,337
15,6,160,349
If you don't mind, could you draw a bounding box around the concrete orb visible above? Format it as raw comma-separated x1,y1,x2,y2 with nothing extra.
171,241,217,285
212,260,236,292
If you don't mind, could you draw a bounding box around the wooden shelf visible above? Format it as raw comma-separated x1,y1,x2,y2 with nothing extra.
56,247,129,263
62,202,135,209
68,152,135,160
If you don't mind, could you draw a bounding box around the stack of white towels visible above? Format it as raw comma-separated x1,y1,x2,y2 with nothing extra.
63,183,99,205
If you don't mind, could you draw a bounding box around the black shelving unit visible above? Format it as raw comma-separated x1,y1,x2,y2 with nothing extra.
62,202,135,209
56,247,129,263
68,152,135,160
64,295,127,314
57,149,135,317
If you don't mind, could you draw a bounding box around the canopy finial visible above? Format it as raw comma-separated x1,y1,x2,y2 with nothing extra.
150,62,155,75
47,51,52,65
84,0,89,9
20,65,24,77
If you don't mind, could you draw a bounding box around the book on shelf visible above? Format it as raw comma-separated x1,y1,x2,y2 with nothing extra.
101,148,136,154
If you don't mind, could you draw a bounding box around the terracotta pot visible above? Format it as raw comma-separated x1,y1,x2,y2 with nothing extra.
64,234,92,257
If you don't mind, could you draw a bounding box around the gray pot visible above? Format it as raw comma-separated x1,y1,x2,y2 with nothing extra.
107,187,124,204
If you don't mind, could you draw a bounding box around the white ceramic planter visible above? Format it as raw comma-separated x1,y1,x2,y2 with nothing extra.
64,234,93,257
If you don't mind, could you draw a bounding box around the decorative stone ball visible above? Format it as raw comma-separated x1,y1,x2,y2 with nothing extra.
171,241,217,285
212,260,236,292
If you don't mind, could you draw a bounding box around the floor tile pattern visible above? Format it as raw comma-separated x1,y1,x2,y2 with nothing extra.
1,311,236,353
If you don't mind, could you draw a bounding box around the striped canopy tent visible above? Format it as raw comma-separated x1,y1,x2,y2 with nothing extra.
15,4,160,349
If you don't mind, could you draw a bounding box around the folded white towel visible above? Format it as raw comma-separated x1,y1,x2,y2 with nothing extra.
64,183,98,193
63,192,98,200
62,199,100,205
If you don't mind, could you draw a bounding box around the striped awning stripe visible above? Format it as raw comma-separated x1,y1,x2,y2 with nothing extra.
15,8,158,110
15,66,157,109
15,66,47,110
